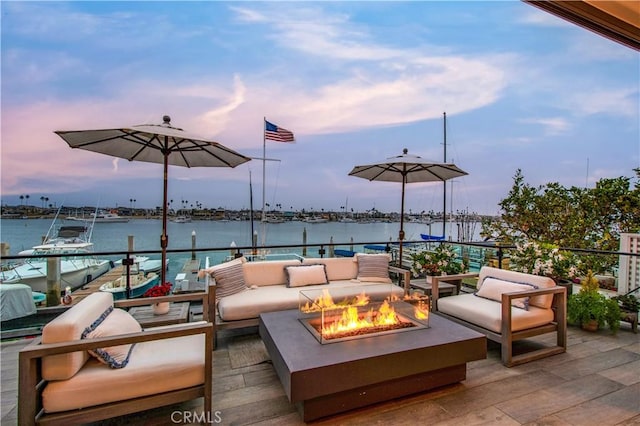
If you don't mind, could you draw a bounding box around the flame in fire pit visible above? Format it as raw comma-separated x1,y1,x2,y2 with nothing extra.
322,300,401,337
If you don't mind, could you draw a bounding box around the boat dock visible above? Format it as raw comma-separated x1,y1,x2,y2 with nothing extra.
70,265,127,304
71,258,204,304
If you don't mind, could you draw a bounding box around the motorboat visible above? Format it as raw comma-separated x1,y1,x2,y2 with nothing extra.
171,215,192,223
304,216,329,224
99,271,160,300
68,210,129,223
114,256,168,274
263,215,285,224
0,223,113,293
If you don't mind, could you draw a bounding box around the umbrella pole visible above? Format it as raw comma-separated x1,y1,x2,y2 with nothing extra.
398,175,406,267
161,150,169,285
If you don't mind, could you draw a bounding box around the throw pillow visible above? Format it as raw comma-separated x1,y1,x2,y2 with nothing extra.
285,264,329,288
199,256,246,279
212,261,247,299
355,253,392,283
475,277,537,310
81,307,142,368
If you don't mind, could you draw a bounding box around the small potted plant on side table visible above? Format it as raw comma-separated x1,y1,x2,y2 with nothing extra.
143,282,173,315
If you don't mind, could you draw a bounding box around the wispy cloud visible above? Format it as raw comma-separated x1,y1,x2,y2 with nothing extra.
520,117,571,136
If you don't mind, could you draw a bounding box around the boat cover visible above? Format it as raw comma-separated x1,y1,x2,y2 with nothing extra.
0,284,37,321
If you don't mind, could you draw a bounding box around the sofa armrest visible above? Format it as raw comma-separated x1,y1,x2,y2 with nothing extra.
20,322,213,359
388,265,412,294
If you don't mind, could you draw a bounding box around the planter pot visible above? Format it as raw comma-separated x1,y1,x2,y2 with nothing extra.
152,302,170,315
581,319,599,332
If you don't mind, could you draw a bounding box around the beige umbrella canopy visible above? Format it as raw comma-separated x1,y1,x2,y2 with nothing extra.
56,115,251,286
349,148,468,265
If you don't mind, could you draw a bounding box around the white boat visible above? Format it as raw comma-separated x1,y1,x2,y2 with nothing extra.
0,223,113,293
172,215,192,223
114,256,168,274
263,215,285,224
99,271,160,300
68,210,129,223
304,216,329,224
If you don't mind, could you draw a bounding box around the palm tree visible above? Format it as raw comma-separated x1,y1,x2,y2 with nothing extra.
19,195,24,205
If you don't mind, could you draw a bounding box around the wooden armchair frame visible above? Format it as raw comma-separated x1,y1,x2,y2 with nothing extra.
18,288,216,426
431,273,567,367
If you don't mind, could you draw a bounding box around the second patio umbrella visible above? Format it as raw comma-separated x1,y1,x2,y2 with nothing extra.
348,148,468,266
56,115,251,285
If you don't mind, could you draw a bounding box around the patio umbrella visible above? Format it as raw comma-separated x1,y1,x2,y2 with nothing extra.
348,148,468,266
55,115,251,285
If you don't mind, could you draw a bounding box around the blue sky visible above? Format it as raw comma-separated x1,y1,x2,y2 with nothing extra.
2,1,638,216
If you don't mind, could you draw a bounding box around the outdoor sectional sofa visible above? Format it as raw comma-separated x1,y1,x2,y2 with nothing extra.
201,254,411,346
18,290,214,425
432,266,567,367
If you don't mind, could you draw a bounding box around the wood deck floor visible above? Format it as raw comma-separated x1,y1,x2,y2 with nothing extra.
2,320,639,425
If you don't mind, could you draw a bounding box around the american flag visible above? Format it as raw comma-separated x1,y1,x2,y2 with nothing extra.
265,120,295,143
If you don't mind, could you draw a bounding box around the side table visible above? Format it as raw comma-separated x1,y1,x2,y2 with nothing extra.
129,302,190,328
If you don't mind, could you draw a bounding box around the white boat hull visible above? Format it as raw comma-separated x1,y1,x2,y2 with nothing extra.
1,259,113,293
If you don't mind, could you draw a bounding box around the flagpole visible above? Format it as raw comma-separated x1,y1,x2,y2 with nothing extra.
262,117,267,247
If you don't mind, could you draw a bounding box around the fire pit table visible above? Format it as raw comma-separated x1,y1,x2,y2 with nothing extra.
259,306,487,421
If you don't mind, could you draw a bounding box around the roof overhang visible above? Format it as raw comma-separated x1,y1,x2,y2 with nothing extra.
523,1,640,51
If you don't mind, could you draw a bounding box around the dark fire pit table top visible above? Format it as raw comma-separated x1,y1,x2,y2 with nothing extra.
259,309,487,422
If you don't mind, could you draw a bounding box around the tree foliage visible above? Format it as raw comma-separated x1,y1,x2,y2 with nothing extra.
482,169,640,274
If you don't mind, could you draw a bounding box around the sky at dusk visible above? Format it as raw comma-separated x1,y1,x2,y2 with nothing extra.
2,1,638,216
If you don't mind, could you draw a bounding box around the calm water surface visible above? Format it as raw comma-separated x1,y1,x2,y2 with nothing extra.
1,218,477,270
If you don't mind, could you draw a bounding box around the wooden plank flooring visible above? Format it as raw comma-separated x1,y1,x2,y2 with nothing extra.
2,320,639,425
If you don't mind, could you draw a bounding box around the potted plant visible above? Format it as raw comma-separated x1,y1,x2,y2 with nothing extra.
567,271,620,333
410,243,467,278
143,282,173,315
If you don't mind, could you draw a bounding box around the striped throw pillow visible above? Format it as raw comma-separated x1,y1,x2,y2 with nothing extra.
212,262,247,299
356,254,392,283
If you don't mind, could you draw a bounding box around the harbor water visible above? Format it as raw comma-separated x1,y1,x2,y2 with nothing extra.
1,218,481,275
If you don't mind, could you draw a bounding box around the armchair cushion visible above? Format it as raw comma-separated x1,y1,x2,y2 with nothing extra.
41,292,114,380
437,294,554,333
475,278,536,310
81,307,142,368
42,332,206,413
285,264,329,288
355,253,392,283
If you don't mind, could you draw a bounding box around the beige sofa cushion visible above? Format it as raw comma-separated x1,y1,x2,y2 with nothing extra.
285,264,329,287
42,333,205,413
217,281,404,321
437,293,554,333
478,267,556,309
242,259,302,287
302,257,358,281
41,292,114,381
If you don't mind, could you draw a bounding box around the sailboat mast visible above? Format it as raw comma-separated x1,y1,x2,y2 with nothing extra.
249,171,255,253
443,112,447,240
